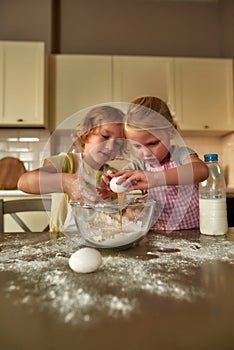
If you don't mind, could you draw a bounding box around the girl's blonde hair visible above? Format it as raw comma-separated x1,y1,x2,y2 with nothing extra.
125,96,175,133
71,105,124,150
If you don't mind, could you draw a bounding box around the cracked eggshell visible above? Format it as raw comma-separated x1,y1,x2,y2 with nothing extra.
110,176,127,193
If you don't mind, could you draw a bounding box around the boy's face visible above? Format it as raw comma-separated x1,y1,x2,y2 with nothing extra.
125,129,171,166
83,123,124,167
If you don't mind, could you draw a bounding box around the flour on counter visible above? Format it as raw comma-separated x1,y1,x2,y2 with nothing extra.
1,233,234,327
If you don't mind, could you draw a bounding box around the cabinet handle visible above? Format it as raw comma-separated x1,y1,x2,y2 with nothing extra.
17,118,24,122
203,125,209,129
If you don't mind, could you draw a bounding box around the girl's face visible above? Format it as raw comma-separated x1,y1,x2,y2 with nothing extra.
125,129,171,166
83,123,124,168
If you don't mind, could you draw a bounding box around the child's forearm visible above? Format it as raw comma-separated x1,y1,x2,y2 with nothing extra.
101,160,209,192
17,170,75,195
112,161,208,191
151,162,209,187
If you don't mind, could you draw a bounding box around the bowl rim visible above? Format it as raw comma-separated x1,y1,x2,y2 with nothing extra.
70,198,156,209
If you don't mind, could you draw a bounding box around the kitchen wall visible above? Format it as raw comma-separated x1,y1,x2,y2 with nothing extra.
58,0,234,57
1,0,234,57
0,0,54,52
1,0,234,186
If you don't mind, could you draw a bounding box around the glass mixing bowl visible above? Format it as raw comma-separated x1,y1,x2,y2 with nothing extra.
69,198,155,249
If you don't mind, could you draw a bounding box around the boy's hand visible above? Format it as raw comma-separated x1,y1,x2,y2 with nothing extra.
68,174,101,203
97,173,117,199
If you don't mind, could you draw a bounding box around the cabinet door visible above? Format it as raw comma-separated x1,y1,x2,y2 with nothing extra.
174,58,234,133
49,55,113,129
113,56,175,113
0,41,47,127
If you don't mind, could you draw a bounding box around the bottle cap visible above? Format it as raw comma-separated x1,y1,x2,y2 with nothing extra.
204,154,218,162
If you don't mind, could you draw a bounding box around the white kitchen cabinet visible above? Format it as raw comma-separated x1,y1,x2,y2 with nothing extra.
113,56,175,114
174,58,234,133
49,55,113,129
49,54,234,134
0,41,48,127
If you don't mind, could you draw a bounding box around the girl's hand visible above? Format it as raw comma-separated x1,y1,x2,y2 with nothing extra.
111,170,159,191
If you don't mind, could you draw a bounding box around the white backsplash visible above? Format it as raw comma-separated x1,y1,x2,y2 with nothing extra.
220,133,234,188
0,129,51,170
1,129,234,187
184,134,233,188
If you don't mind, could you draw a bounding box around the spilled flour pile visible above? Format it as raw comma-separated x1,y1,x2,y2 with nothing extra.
79,211,144,247
1,233,234,326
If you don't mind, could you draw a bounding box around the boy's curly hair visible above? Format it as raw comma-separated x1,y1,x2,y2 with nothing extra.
71,105,125,150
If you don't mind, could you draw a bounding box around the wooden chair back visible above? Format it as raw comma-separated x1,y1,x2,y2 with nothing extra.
0,198,51,233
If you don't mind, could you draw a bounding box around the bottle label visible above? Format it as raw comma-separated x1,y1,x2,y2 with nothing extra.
199,192,224,199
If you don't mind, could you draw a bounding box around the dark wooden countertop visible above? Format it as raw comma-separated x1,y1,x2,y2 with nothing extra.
1,229,234,350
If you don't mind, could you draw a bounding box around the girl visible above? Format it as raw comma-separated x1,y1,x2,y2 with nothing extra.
18,105,125,233
107,96,209,232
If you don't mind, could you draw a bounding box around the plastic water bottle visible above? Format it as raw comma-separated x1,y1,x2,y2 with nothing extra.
199,154,228,235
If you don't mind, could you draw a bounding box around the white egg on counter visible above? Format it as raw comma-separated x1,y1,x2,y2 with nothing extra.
110,176,127,193
69,247,102,273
